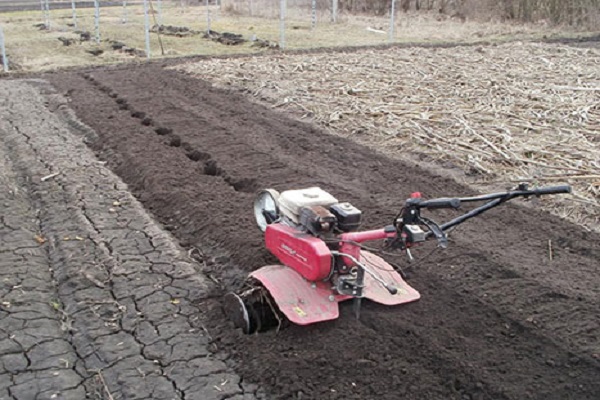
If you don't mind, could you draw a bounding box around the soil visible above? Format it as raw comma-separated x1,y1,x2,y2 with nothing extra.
45,65,600,400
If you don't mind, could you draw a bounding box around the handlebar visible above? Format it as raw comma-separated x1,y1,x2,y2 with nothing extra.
418,197,461,210
400,184,572,245
455,184,572,204
530,185,572,196
441,184,571,232
415,185,571,209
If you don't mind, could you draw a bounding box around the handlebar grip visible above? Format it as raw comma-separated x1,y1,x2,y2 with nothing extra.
533,185,572,195
419,198,461,210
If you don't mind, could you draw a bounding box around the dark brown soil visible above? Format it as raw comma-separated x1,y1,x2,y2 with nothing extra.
48,65,600,400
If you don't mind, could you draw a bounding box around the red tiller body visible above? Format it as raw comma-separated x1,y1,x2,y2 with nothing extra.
265,223,332,281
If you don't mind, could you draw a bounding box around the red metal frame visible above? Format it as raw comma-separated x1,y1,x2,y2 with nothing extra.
339,229,397,266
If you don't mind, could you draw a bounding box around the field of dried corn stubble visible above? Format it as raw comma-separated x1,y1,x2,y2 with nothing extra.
176,40,600,232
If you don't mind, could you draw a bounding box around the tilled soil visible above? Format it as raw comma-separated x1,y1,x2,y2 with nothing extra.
39,64,600,400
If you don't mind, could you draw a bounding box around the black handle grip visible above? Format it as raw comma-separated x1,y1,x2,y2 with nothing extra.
419,198,461,210
533,185,572,196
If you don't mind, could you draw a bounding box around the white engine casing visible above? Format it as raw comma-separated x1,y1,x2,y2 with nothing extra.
278,187,338,223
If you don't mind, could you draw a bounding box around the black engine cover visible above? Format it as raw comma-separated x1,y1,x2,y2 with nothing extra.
330,202,362,232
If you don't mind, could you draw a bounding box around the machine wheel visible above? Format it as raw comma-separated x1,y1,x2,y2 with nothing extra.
223,293,252,334
223,284,285,334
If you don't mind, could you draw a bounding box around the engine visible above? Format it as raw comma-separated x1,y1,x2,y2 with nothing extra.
277,187,362,234
253,187,363,281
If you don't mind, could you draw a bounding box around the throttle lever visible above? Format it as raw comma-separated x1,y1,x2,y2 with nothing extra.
359,260,398,295
420,217,448,248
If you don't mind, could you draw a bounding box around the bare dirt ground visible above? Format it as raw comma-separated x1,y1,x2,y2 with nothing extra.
0,79,258,399
26,61,600,400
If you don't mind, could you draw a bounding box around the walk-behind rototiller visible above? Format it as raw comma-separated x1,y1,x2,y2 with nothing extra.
224,184,571,334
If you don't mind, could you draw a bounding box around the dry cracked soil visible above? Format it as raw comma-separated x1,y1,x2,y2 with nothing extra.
0,61,599,400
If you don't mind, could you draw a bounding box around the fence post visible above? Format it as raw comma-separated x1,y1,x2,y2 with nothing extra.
311,0,316,30
70,0,77,29
332,0,337,23
206,0,211,32
122,1,127,24
249,0,253,16
44,0,50,29
158,0,163,26
0,25,8,73
93,0,100,43
143,0,151,59
389,0,396,42
279,0,286,49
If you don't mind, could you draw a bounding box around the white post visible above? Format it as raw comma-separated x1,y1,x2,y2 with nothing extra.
249,0,253,16
0,25,8,73
143,0,151,59
158,0,163,26
206,0,211,32
71,0,77,28
279,0,286,49
332,0,337,23
44,0,50,29
122,1,128,24
93,0,100,43
311,0,316,30
389,0,396,42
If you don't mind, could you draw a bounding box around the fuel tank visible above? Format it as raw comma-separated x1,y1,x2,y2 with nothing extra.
264,224,332,281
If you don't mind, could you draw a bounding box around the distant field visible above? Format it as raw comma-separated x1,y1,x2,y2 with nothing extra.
0,2,597,72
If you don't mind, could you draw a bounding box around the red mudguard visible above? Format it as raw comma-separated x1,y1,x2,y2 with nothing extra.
264,224,332,282
250,251,420,326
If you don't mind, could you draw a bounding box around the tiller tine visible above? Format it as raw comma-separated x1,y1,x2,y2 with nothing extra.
223,286,283,334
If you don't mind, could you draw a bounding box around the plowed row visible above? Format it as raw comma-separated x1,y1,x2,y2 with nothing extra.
48,64,600,400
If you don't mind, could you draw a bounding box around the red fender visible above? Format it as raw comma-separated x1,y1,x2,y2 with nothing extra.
250,251,420,326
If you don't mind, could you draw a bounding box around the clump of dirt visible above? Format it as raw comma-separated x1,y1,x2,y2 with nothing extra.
58,37,75,46
76,30,91,42
86,48,104,57
204,30,246,45
33,22,48,30
250,37,279,49
151,24,201,37
108,40,146,58
111,41,126,50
